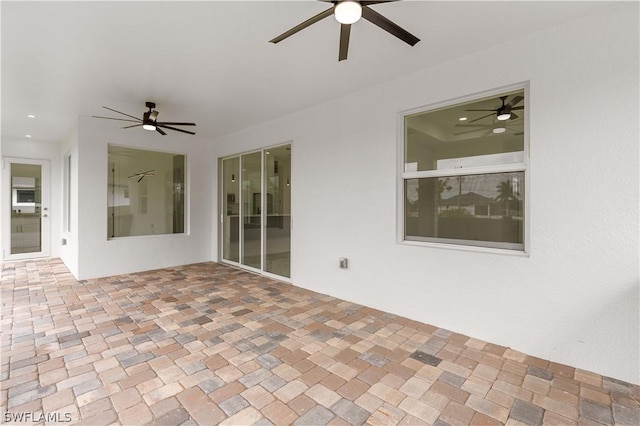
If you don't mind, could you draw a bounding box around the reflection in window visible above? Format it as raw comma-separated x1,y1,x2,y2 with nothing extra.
107,145,185,238
403,88,526,250
405,173,524,249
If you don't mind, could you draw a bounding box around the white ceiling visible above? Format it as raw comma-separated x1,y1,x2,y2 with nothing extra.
1,1,616,144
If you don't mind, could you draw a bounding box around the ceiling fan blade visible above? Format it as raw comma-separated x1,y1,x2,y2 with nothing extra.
156,122,196,126
269,8,334,44
138,176,145,183
158,124,196,135
454,128,487,136
102,106,142,121
339,24,351,61
465,109,496,112
156,127,167,136
122,124,143,129
514,132,524,136
512,106,525,111
468,113,495,123
509,112,519,120
361,6,420,46
455,123,494,128
362,1,399,5
92,115,141,123
507,95,524,108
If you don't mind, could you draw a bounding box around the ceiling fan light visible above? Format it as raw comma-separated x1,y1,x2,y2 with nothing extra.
142,124,156,131
335,1,362,24
496,112,511,121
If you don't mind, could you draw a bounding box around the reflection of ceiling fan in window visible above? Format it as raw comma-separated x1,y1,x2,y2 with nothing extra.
465,95,524,123
128,170,155,182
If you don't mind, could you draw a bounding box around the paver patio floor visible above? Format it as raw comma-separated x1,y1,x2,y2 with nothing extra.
1,258,638,425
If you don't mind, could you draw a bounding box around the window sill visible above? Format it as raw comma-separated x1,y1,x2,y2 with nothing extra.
399,239,530,257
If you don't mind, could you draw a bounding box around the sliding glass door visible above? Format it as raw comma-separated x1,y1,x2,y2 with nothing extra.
241,152,262,269
264,145,291,277
221,144,291,278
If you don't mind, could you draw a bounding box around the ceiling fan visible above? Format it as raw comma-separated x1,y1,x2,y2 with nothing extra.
465,95,524,124
92,102,196,135
270,0,419,61
128,170,155,183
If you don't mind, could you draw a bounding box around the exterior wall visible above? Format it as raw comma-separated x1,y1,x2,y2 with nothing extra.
210,4,639,384
73,117,213,279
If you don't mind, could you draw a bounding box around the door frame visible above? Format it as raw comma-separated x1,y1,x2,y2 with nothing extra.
218,143,292,281
3,157,51,260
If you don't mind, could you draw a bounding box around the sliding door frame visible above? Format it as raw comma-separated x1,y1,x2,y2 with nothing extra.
218,142,292,282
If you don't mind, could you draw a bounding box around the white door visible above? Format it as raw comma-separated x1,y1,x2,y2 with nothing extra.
3,158,51,260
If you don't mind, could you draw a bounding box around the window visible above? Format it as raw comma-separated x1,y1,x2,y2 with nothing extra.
63,154,71,233
107,145,186,238
16,189,35,203
402,88,526,251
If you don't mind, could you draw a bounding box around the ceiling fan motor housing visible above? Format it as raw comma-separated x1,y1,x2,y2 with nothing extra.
143,110,159,125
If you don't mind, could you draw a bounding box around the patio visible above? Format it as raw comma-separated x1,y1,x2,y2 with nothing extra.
1,259,638,425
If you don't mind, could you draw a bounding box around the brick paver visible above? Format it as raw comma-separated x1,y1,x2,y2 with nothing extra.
1,258,638,425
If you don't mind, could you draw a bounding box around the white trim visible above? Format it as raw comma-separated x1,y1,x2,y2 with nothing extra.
401,238,529,257
402,163,526,180
261,150,266,272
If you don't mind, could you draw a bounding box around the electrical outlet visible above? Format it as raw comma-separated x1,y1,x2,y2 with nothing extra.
339,257,348,269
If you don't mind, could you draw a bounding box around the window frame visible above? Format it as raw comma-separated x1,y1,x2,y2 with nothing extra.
63,153,71,233
106,144,188,240
397,83,530,255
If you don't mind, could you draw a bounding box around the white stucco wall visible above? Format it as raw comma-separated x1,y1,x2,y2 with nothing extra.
210,4,639,384
72,117,213,279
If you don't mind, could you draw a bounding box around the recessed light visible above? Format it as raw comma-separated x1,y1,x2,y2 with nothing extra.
458,117,467,121
492,127,506,134
27,114,36,119
25,134,32,138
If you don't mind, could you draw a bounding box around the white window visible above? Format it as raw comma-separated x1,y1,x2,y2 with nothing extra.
63,154,71,233
401,87,527,251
